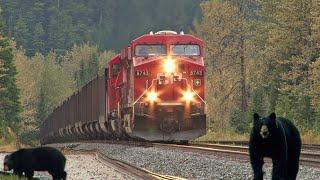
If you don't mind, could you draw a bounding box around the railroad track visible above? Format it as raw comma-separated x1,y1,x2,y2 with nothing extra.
97,151,186,180
195,140,320,151
61,147,185,180
67,141,320,168
152,143,320,168
301,144,320,151
193,143,320,161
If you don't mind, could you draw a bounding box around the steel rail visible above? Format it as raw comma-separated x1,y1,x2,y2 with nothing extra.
194,141,320,151
61,146,186,180
191,143,320,160
152,143,320,168
96,151,186,180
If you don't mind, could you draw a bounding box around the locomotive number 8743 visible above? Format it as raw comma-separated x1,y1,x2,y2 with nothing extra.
40,30,206,144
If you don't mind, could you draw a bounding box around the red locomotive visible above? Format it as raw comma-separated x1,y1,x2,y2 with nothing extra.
40,31,206,144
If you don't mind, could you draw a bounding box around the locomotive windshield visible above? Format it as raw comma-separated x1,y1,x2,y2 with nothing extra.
135,45,166,56
171,45,200,56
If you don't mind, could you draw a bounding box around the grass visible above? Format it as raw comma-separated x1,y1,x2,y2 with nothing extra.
300,130,320,144
195,130,248,142
0,174,27,180
0,174,40,180
0,144,17,153
0,138,20,153
0,127,22,153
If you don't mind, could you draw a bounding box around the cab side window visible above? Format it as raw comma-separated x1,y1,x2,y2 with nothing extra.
111,63,120,77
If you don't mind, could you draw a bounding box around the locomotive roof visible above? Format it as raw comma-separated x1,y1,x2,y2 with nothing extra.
131,33,203,45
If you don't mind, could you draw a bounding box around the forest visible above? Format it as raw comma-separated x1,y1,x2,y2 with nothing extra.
0,0,319,145
0,0,201,55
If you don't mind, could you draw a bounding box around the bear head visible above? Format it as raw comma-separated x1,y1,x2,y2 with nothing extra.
3,154,15,171
253,112,278,139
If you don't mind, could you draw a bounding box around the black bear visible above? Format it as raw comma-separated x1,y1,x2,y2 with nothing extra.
249,113,301,180
3,146,67,180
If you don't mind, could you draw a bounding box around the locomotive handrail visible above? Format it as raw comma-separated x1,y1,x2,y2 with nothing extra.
192,87,206,105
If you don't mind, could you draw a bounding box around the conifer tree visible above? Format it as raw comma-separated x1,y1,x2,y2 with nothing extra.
32,22,45,54
0,10,22,131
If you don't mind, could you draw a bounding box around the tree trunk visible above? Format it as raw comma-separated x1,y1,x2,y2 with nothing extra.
239,2,248,120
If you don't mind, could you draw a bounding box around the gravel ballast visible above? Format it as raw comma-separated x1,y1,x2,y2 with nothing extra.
50,143,320,180
0,152,136,180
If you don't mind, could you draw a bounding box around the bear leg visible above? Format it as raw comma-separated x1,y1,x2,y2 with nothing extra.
50,170,66,180
55,170,67,180
13,169,23,177
250,157,264,180
272,159,286,180
52,175,63,180
25,170,34,180
287,155,299,180
287,143,301,180
62,171,67,180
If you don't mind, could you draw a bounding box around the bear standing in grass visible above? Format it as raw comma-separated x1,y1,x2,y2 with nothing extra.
3,146,67,180
249,113,301,180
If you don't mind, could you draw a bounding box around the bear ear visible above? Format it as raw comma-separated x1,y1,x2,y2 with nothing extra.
253,113,260,122
269,112,276,122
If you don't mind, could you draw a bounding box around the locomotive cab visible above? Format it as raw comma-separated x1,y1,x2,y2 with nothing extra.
108,31,206,141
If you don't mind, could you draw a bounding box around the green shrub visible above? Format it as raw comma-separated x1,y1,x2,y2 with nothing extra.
20,130,40,147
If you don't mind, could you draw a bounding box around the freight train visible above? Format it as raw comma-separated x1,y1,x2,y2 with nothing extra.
40,31,206,144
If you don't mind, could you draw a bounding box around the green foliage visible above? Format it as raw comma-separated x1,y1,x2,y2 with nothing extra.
229,107,250,133
0,174,34,180
0,35,22,134
61,43,113,88
32,22,45,54
0,0,201,55
75,53,99,88
196,0,320,137
310,58,320,131
1,0,319,143
36,86,50,123
19,129,40,147
250,0,319,129
13,44,114,144
195,0,253,132
36,52,74,122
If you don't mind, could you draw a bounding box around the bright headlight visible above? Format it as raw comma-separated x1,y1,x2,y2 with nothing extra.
183,90,194,102
163,57,176,74
147,91,158,102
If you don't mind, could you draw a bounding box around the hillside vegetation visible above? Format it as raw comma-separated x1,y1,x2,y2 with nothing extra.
0,0,319,144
